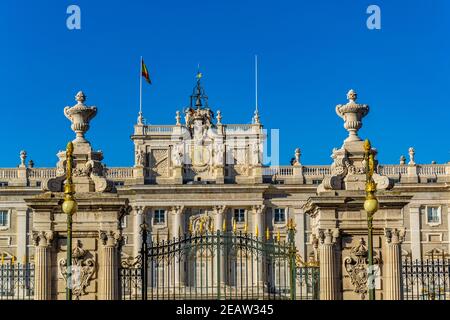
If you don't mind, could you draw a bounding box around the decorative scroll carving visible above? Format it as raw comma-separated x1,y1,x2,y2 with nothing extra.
58,240,95,299
344,238,380,299
99,231,122,247
32,231,54,247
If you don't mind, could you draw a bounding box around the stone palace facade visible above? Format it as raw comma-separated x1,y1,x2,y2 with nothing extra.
0,77,449,300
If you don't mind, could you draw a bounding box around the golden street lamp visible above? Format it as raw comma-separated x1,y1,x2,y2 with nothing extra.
364,139,378,301
61,142,77,300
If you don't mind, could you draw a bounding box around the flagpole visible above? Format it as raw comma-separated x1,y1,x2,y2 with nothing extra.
139,56,143,118
255,55,258,113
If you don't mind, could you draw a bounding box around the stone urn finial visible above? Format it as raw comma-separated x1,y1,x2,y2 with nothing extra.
19,150,27,168
336,89,369,143
64,91,97,143
216,110,222,125
408,147,416,165
293,148,301,166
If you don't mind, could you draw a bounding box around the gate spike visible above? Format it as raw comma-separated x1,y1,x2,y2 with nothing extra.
276,231,281,243
178,225,182,238
266,227,270,241
255,225,259,237
11,256,15,265
244,222,248,234
1,253,4,265
199,219,204,234
188,220,193,235
156,230,160,243
222,219,226,232
233,219,237,233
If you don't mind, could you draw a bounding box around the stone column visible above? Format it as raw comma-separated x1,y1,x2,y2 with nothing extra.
212,205,226,287
252,205,265,287
99,231,121,300
16,208,28,263
133,206,144,258
318,228,339,300
384,228,405,300
33,231,54,300
171,206,184,287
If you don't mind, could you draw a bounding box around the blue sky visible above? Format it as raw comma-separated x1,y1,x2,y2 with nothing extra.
0,0,449,167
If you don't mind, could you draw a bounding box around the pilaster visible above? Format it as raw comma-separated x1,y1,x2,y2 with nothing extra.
33,231,54,300
99,231,121,300
384,228,405,300
133,206,144,258
318,228,340,300
409,206,421,260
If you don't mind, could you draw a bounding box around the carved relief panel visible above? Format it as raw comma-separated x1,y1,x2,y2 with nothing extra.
150,149,169,177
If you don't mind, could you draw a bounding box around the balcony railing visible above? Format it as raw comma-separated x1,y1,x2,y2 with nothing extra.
104,167,134,179
302,166,331,176
263,166,294,176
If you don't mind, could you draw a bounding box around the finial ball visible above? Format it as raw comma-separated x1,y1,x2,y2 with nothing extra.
347,89,357,102
75,91,86,103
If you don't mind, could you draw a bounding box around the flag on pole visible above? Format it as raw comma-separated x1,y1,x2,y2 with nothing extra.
141,59,151,84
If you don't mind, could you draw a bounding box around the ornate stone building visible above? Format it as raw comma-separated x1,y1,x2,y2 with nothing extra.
0,78,449,300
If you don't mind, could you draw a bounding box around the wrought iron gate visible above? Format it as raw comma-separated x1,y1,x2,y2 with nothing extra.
0,263,35,300
120,224,319,300
402,256,450,300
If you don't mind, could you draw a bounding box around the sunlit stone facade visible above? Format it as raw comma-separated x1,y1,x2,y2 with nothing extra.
0,79,449,300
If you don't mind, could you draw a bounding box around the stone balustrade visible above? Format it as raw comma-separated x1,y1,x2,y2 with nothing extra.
224,124,253,132
104,167,134,179
0,168,19,179
262,166,294,176
143,125,181,135
0,163,449,186
303,166,331,176
27,168,57,179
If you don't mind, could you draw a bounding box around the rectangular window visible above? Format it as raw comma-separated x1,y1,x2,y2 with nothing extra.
0,182,8,187
274,208,286,223
427,207,440,224
0,211,8,227
154,209,165,225
234,209,245,223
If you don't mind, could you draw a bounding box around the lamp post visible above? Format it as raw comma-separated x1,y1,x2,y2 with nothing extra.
61,142,77,300
363,139,378,301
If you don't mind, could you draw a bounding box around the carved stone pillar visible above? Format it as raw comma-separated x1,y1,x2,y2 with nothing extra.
171,206,184,287
213,205,226,233
212,205,226,287
384,228,405,300
318,228,339,300
99,231,121,300
171,206,184,238
252,205,265,287
33,231,54,300
133,206,144,258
